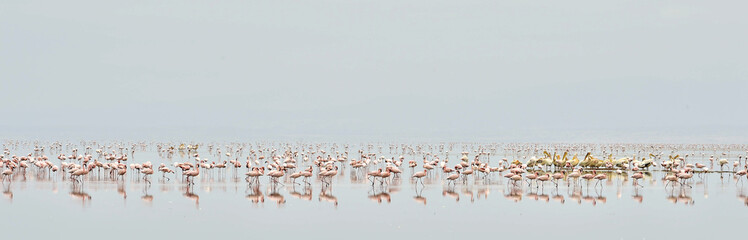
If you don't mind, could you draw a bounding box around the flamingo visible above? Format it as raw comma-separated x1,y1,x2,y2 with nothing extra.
367,169,382,185
593,171,607,187
244,167,261,184
159,167,174,180
631,172,644,187
736,166,747,185
141,167,154,184
664,174,679,188
289,171,302,185
677,170,693,188
321,166,338,185
69,166,89,188
525,172,538,187
117,167,127,180
378,168,392,185
1,168,12,183
461,167,474,182
267,167,285,185
184,166,200,185
581,171,595,187
412,170,427,186
551,171,564,187
446,171,460,186
510,174,522,187
537,174,550,189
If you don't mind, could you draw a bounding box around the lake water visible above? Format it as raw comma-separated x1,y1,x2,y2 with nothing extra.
1,141,746,240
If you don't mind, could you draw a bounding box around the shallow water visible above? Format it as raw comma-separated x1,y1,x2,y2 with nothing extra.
1,142,746,239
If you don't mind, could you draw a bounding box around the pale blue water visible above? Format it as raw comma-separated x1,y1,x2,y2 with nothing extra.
1,141,746,240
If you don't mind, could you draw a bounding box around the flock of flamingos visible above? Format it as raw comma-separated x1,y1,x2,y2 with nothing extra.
2,141,748,207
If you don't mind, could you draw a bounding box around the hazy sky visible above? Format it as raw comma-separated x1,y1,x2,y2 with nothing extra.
1,0,747,142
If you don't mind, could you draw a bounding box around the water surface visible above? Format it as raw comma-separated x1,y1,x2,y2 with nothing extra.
1,142,746,239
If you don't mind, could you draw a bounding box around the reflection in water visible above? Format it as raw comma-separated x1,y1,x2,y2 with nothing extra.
117,182,127,207
443,189,460,202
538,193,550,203
738,189,748,206
245,186,264,205
413,184,427,205
69,187,92,206
476,186,490,200
290,186,312,201
2,171,720,209
319,190,338,206
582,194,597,206
183,187,199,209
142,184,153,206
526,191,538,201
666,188,694,205
503,187,522,202
3,184,12,203
141,194,154,205
569,187,582,204
267,190,285,206
596,194,607,204
1,141,748,214
632,187,643,203
552,193,564,204
413,195,426,205
368,189,391,204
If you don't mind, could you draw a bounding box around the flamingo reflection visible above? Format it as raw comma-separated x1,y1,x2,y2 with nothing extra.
183,187,199,209
245,185,264,205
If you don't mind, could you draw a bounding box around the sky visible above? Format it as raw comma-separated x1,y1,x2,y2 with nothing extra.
1,0,747,142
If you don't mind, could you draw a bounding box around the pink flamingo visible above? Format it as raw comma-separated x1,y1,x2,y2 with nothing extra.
446,170,460,186
184,166,200,185
412,170,427,186
631,171,644,187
